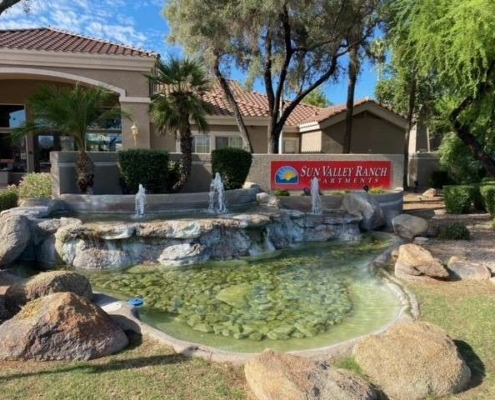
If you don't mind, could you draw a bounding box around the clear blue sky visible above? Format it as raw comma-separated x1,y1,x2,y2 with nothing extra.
0,0,379,105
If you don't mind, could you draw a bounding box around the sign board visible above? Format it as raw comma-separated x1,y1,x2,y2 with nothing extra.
271,160,392,191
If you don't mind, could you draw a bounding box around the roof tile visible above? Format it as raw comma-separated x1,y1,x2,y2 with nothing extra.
0,27,155,57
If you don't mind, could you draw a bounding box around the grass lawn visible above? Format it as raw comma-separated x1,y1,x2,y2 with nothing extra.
0,333,248,400
410,280,495,399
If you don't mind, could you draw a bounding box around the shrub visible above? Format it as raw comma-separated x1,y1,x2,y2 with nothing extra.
118,149,170,194
272,189,290,196
368,186,387,194
481,176,495,185
211,148,252,190
0,190,18,212
480,184,495,216
443,185,476,214
429,170,451,188
18,173,52,199
437,223,471,240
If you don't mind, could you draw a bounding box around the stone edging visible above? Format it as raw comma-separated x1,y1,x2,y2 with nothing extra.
96,234,417,365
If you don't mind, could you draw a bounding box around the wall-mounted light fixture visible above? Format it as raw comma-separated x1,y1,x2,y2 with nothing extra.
131,123,139,147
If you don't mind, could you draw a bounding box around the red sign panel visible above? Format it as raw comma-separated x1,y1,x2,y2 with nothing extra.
271,161,392,190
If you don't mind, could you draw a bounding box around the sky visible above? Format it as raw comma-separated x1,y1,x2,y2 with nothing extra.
0,0,379,105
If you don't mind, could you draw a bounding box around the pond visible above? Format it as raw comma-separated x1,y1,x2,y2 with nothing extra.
86,233,401,353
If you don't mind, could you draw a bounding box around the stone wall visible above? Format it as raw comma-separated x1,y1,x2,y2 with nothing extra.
51,151,404,196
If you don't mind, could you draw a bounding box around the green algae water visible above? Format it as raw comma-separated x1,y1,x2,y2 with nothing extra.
88,233,401,353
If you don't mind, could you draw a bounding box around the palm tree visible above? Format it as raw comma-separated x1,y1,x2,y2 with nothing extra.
14,84,125,193
147,56,212,192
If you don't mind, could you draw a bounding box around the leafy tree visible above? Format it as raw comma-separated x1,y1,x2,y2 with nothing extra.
0,0,29,16
303,89,331,108
147,56,211,192
14,84,124,193
387,0,495,178
165,0,383,153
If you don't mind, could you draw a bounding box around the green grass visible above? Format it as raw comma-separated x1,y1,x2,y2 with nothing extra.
0,333,247,400
409,281,495,399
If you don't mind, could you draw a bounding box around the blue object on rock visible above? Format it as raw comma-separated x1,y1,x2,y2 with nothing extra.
127,298,144,307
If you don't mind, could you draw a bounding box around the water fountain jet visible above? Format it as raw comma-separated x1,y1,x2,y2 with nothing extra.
310,177,323,215
208,173,227,214
135,184,147,218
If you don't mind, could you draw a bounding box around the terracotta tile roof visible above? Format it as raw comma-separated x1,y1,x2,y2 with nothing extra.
0,27,156,57
156,81,405,127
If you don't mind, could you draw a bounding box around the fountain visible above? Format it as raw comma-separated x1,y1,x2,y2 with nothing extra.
310,177,323,215
135,184,146,218
208,172,227,214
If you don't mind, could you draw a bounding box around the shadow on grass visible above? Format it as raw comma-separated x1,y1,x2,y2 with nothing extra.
0,332,189,381
455,339,486,389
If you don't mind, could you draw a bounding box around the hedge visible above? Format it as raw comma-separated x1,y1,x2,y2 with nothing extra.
118,149,170,194
211,148,252,190
0,190,18,212
18,173,52,199
443,185,476,214
480,185,495,217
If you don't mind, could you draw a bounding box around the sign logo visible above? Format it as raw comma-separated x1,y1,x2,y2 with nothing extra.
275,166,299,184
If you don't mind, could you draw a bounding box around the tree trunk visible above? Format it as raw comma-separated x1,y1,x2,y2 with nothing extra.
403,75,417,189
76,151,95,194
213,55,253,153
343,46,359,154
171,124,193,192
0,0,23,16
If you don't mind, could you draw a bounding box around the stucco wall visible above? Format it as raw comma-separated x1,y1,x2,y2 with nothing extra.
321,112,406,154
408,152,440,188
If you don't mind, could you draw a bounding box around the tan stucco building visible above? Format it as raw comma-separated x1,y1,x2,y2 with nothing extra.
0,27,409,185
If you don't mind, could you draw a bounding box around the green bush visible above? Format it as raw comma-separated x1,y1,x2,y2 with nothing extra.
437,223,471,240
272,189,290,196
0,190,18,212
368,186,387,194
443,185,476,214
211,148,252,190
166,161,183,192
18,173,51,199
480,184,495,216
118,149,170,194
481,176,495,185
429,170,451,188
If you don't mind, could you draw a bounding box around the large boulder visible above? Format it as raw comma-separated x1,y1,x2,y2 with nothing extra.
447,256,492,281
0,292,128,361
395,244,449,281
245,349,376,400
392,214,429,240
0,214,31,267
342,193,384,231
5,271,93,315
354,321,471,400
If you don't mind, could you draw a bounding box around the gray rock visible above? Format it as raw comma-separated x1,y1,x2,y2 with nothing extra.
392,214,429,240
256,192,281,208
245,350,377,400
0,292,128,361
342,193,384,231
447,256,492,280
0,214,31,267
158,243,208,267
395,244,449,281
354,321,471,400
5,270,93,315
413,236,430,245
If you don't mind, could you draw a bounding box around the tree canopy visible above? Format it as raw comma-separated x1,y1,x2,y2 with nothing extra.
165,0,383,153
303,89,331,108
0,0,28,16
386,0,495,177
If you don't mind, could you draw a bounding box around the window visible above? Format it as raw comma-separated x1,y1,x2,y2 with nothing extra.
192,135,210,153
215,136,243,150
283,138,299,154
0,105,27,172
